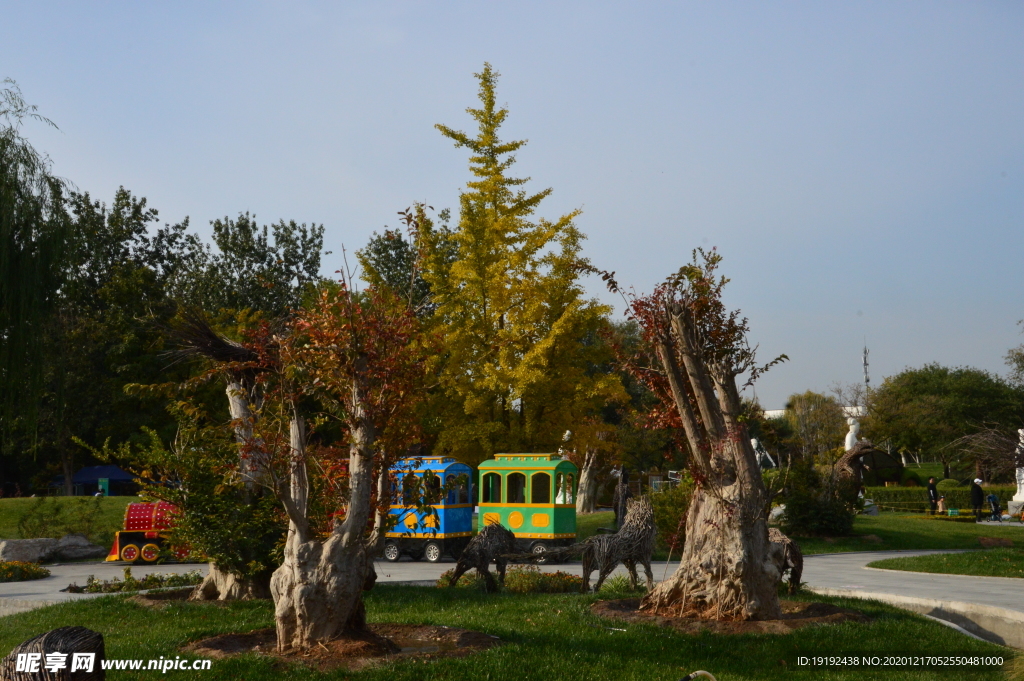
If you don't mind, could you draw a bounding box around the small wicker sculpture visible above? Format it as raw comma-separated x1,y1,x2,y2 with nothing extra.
0,626,105,681
581,495,657,592
447,522,517,593
768,527,803,594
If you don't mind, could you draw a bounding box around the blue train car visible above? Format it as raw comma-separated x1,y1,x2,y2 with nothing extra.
384,456,473,562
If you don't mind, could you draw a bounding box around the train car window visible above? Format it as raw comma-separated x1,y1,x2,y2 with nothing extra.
402,474,420,506
424,471,442,505
555,473,575,504
507,473,526,504
482,472,502,503
531,472,551,504
457,474,469,504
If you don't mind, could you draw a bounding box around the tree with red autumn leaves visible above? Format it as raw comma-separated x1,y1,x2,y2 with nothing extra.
610,249,787,621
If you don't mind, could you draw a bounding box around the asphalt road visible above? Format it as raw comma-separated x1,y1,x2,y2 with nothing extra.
5,550,1023,621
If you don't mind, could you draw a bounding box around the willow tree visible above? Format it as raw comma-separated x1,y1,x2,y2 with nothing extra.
0,80,69,464
618,250,785,620
425,64,624,464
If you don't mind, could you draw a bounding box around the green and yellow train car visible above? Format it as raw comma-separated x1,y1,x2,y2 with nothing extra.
477,453,577,561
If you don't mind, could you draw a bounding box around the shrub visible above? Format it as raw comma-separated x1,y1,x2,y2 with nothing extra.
0,561,51,582
936,479,962,491
900,469,923,487
437,565,584,593
17,496,105,543
865,485,1016,513
64,567,204,594
598,573,646,595
650,472,694,553
780,461,856,537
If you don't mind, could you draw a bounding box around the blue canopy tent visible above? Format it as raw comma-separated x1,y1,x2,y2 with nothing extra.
53,465,138,496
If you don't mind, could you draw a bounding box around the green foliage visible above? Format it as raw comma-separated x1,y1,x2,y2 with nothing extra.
782,391,846,464
864,485,1016,513
865,363,1024,476
102,411,285,582
598,573,647,596
16,495,105,543
0,560,51,582
936,478,962,491
780,460,856,537
424,63,624,465
650,474,694,552
900,469,923,486
868,548,1024,578
64,567,204,593
439,565,584,593
0,79,71,455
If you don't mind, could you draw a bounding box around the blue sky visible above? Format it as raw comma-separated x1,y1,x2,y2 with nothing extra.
4,1,1023,408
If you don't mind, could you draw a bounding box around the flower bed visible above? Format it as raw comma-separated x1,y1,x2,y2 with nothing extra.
0,560,51,582
64,567,204,594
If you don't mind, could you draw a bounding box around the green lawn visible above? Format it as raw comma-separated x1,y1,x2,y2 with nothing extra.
576,510,615,540
0,496,133,547
794,514,1024,555
0,584,1012,680
867,548,1024,578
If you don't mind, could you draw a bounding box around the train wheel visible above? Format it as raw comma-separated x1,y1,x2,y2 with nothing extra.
141,544,161,563
383,541,401,562
120,544,140,563
423,541,442,563
529,542,549,565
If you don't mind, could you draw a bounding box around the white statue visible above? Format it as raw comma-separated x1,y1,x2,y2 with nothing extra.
844,417,860,451
1013,428,1024,503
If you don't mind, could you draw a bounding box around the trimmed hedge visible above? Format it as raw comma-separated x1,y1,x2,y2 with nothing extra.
865,485,1016,513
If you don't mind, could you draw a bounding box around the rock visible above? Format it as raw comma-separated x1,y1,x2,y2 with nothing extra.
54,534,107,561
0,538,58,563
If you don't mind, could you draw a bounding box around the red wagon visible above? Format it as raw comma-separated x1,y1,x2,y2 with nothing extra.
105,501,189,563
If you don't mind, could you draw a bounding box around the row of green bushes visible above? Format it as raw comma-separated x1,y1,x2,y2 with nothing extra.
865,485,1017,513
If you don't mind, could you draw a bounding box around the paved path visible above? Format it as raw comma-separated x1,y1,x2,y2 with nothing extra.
803,550,1024,615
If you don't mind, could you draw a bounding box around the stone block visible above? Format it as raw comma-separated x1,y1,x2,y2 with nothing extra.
54,534,107,561
0,538,58,563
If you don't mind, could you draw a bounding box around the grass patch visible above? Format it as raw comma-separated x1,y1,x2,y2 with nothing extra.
65,567,205,593
868,548,1024,578
575,510,614,540
0,585,1012,680
0,496,133,547
796,514,1024,555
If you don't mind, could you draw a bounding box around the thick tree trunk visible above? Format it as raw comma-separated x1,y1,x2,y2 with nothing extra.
576,447,599,514
190,563,271,601
641,458,781,619
226,379,259,490
61,449,74,497
271,372,378,651
639,303,781,621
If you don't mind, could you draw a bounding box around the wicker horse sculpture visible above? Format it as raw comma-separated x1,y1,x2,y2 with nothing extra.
580,495,657,592
447,522,517,593
512,495,657,592
768,527,803,594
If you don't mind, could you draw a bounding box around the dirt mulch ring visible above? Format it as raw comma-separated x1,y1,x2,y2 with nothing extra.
592,598,870,635
184,624,502,671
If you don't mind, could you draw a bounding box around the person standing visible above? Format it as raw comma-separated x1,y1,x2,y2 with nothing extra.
971,478,985,521
926,477,939,515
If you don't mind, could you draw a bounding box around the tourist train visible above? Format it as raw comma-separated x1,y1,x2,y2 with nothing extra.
383,453,578,563
106,501,189,563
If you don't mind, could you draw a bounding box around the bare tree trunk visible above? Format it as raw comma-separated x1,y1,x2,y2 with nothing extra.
576,446,599,513
640,304,781,621
192,378,270,601
271,370,378,651
60,448,74,497
191,563,271,601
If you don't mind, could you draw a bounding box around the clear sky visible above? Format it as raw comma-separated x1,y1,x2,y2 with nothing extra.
4,2,1023,408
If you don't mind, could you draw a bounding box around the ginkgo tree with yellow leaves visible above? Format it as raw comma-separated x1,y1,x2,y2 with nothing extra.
422,64,626,468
